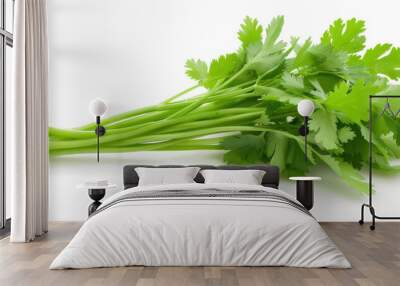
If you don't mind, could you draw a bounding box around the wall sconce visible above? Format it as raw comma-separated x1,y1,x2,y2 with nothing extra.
297,99,315,162
89,98,107,162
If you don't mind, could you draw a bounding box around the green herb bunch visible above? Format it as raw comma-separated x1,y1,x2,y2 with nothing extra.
49,16,400,193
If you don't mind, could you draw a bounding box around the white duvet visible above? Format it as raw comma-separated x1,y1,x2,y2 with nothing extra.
50,183,350,269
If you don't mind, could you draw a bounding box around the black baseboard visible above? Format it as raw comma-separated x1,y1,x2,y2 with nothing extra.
0,218,11,239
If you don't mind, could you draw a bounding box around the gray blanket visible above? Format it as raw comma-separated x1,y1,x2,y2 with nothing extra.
92,189,312,218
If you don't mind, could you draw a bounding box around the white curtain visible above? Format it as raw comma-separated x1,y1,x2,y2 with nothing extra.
8,0,49,242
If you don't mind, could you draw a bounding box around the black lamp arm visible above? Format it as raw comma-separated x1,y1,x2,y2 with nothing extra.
298,116,309,162
94,116,106,162
304,116,308,162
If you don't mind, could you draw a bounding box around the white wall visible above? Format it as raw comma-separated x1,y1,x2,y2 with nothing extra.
48,0,400,221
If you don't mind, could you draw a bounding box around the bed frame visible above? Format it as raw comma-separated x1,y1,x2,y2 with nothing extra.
123,165,280,189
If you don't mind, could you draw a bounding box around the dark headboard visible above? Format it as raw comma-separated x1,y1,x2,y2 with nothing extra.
123,165,280,189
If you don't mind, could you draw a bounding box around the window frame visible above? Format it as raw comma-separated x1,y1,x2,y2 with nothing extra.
0,0,13,233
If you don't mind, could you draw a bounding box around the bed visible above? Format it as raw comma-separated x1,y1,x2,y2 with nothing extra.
50,165,350,269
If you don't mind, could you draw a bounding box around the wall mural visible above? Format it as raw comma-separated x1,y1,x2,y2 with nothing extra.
49,16,400,194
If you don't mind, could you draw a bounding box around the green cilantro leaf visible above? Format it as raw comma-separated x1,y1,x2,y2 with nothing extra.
359,124,390,161
302,45,348,92
308,79,327,98
320,18,366,53
345,55,372,82
361,44,400,80
342,133,368,170
316,153,369,194
222,134,265,164
246,43,286,75
238,16,263,48
265,134,312,176
205,53,241,88
185,59,208,83
281,72,304,92
307,44,347,74
309,109,339,150
338,126,356,143
257,86,303,105
325,81,381,124
264,133,290,173
265,15,284,48
291,37,313,69
243,16,287,75
285,140,311,176
382,115,400,145
256,113,270,126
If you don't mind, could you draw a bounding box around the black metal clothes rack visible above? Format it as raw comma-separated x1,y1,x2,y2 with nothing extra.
359,95,400,230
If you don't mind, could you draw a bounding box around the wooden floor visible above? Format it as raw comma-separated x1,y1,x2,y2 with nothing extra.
0,222,399,286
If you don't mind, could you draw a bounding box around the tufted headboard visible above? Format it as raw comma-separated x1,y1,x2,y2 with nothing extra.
123,165,280,189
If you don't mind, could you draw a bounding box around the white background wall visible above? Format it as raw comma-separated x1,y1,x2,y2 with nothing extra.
48,0,400,221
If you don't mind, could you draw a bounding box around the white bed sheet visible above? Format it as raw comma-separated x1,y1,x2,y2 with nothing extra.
50,183,350,269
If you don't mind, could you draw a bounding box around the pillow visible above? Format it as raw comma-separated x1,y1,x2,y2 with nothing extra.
135,167,200,186
200,169,266,185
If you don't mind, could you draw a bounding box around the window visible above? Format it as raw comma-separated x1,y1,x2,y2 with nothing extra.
0,0,13,234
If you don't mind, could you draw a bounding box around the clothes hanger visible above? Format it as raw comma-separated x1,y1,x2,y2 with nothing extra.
379,98,397,118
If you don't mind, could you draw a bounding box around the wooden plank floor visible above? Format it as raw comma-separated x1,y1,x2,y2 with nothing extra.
0,222,399,286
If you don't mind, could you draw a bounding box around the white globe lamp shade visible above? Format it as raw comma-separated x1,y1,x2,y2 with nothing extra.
89,98,107,117
297,99,315,117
